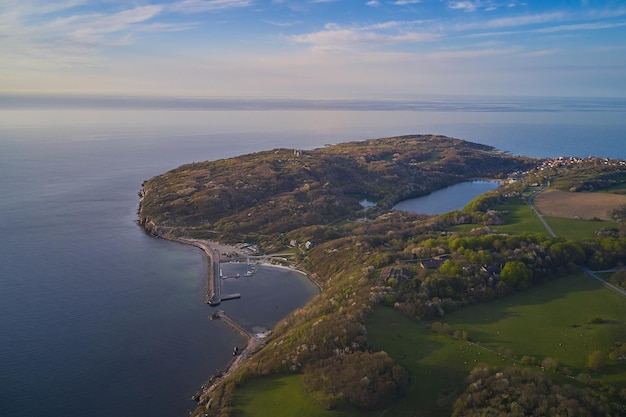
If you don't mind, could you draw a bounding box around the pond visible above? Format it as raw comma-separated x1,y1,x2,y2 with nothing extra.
392,180,500,215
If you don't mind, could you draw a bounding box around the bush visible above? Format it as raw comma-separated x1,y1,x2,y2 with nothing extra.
303,351,408,410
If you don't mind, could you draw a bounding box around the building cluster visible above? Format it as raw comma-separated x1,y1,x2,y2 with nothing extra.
537,156,626,171
290,239,313,250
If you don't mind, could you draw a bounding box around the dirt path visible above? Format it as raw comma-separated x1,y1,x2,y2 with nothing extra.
527,188,556,238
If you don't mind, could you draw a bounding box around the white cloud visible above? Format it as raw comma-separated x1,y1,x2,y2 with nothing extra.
534,20,626,33
291,22,438,50
137,22,199,33
170,0,254,13
0,3,188,73
366,0,380,6
1,0,88,16
424,46,519,59
90,5,164,32
265,20,302,27
362,20,430,30
448,1,518,13
448,1,479,12
456,11,567,32
459,11,626,39
485,12,567,28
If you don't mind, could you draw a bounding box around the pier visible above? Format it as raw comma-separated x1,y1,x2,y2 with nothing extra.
205,247,241,306
172,238,241,306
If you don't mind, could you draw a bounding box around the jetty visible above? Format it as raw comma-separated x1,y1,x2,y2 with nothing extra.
204,245,241,306
170,238,241,306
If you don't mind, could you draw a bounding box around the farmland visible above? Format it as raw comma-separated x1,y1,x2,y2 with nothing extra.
535,189,626,221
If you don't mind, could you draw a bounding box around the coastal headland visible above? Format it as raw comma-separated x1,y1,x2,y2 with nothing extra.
138,135,626,417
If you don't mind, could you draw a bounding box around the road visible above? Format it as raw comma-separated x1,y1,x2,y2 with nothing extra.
527,187,556,238
583,267,626,297
526,188,626,298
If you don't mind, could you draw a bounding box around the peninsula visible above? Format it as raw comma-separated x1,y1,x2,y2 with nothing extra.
139,135,626,417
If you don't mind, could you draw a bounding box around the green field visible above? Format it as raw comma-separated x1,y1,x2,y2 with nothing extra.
367,272,626,416
451,197,550,236
441,272,626,375
545,216,621,239
233,374,374,417
490,198,552,235
366,307,512,417
451,196,620,240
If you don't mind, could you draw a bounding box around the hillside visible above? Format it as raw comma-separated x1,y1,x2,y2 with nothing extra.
139,135,534,244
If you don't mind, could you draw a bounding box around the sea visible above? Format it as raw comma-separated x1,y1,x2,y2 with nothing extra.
1,95,625,417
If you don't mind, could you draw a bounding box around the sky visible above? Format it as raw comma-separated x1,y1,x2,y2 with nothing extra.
1,0,625,98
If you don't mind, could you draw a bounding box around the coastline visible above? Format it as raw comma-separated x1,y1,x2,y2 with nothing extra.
196,310,263,404
148,236,261,407
136,218,318,408
137,187,322,411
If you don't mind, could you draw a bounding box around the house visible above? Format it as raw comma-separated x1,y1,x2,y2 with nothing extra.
481,264,502,276
420,259,445,269
379,266,412,284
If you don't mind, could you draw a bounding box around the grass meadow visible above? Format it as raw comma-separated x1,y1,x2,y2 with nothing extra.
544,216,620,239
451,197,549,236
367,272,626,416
366,307,513,417
452,197,619,240
489,198,550,235
233,374,375,417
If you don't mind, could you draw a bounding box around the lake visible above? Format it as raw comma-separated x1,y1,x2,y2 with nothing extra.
393,181,500,215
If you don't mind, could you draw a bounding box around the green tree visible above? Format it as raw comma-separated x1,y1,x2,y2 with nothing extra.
500,260,532,289
610,270,626,289
587,350,605,372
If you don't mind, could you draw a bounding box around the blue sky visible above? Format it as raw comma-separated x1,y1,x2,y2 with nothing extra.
1,0,625,98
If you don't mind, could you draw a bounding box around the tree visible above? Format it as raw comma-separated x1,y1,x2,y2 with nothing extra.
500,260,532,289
541,357,559,371
611,204,626,222
587,350,605,372
610,270,626,289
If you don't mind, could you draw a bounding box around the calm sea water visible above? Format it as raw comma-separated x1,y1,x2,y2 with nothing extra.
1,96,625,417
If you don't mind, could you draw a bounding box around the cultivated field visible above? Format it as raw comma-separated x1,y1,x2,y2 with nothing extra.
535,189,626,220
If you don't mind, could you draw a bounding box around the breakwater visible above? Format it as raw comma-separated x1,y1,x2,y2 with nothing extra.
197,311,262,406
156,237,240,305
